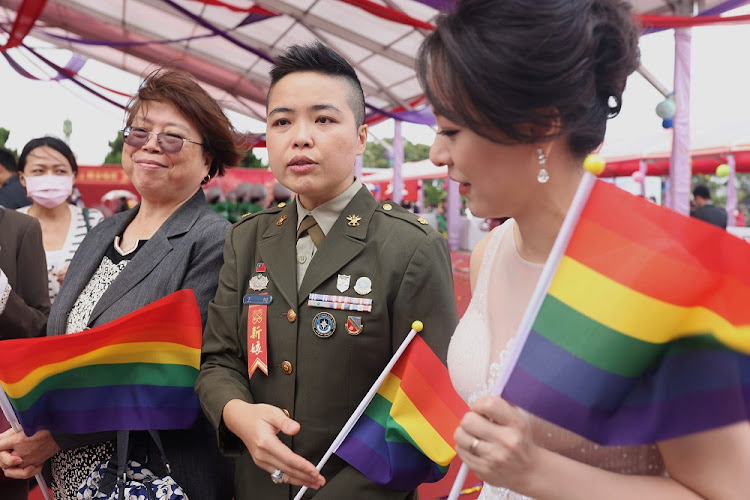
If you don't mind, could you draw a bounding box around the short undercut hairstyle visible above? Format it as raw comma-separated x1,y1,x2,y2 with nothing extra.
268,42,367,128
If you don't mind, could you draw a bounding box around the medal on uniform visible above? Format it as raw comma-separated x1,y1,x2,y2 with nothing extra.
256,262,266,273
346,316,363,335
337,274,350,293
247,302,269,378
312,312,336,338
354,276,372,295
249,274,269,291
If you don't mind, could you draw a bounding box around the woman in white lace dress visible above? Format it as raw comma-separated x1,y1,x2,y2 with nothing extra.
417,1,750,499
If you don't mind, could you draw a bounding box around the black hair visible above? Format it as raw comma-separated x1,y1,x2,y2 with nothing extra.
417,0,641,157
693,185,711,200
268,42,366,128
18,136,78,174
0,147,17,173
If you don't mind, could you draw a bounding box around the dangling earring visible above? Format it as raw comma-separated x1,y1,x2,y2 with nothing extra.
536,148,549,184
203,174,211,184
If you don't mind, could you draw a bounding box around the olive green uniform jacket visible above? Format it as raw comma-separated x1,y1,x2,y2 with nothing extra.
196,186,458,499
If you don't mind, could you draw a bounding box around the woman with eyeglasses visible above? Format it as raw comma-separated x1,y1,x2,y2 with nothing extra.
0,68,240,500
16,137,104,303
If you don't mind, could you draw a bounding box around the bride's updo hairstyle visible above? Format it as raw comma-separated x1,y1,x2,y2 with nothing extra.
417,0,641,158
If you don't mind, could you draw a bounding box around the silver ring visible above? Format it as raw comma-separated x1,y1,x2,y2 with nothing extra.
271,468,286,484
469,437,480,455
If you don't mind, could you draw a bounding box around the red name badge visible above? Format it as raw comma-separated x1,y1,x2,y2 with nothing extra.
247,304,269,378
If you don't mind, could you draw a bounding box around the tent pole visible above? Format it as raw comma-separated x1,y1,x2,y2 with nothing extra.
354,154,363,179
727,154,737,227
392,120,404,205
446,179,461,251
668,10,693,215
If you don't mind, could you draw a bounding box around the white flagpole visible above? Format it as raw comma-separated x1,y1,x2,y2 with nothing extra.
293,320,423,500
448,173,597,500
0,390,53,500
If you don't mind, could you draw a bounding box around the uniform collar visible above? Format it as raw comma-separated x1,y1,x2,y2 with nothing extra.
295,178,363,235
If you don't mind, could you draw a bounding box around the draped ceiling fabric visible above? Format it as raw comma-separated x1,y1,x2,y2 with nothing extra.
0,0,743,123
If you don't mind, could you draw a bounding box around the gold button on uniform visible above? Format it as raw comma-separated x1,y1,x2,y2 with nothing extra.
287,309,297,322
282,408,290,418
383,203,392,211
282,361,293,374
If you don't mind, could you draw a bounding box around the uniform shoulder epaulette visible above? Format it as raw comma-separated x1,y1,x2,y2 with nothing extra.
235,205,284,226
375,202,434,234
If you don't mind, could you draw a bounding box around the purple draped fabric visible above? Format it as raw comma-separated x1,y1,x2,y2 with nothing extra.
409,0,455,12
366,104,436,125
161,0,274,63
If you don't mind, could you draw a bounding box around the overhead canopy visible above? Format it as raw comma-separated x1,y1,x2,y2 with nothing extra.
0,0,741,124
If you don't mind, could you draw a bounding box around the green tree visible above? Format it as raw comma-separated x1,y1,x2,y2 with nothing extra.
423,179,446,208
103,132,123,164
404,141,430,163
237,149,265,168
362,140,390,169
362,138,431,169
0,127,18,158
0,127,10,148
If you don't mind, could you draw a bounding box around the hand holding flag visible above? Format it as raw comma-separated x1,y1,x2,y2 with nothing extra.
295,321,469,500
449,173,750,499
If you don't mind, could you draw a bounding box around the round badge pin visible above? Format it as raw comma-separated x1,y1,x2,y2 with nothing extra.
312,312,336,338
354,276,372,295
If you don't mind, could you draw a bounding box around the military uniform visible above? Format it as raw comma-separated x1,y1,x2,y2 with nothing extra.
197,184,458,499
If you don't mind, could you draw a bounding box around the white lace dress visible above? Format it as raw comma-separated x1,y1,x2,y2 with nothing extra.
447,221,665,500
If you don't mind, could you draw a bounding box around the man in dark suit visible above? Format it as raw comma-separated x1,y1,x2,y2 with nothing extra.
197,43,458,499
0,207,50,500
0,149,31,209
691,185,727,229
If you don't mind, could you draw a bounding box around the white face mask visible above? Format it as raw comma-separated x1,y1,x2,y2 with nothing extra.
24,175,74,209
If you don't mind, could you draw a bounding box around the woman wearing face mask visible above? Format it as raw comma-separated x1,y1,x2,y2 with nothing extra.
17,137,104,303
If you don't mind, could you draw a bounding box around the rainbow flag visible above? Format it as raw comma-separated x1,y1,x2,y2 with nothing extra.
501,177,750,445
336,333,469,490
0,290,203,435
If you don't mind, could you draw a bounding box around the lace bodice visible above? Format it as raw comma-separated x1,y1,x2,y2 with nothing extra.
447,221,665,500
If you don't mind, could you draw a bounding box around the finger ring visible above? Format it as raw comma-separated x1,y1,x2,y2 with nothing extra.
271,468,286,484
469,437,480,455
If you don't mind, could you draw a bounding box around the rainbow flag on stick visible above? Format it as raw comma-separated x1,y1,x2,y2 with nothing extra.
294,322,468,500
0,290,203,435
336,330,467,489
498,174,750,446
448,174,750,500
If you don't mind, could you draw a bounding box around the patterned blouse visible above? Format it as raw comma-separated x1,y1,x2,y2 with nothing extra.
50,237,147,500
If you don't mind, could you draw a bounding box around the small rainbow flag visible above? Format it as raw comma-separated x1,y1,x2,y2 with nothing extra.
501,177,750,445
336,333,468,490
0,290,203,435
